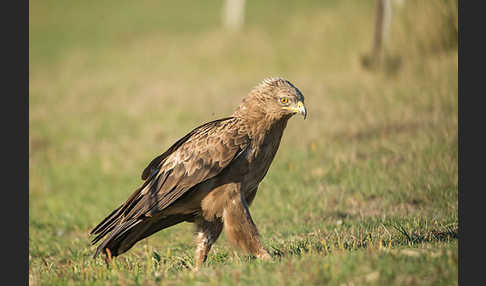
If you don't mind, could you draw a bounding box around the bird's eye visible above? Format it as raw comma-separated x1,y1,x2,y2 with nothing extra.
280,97,289,104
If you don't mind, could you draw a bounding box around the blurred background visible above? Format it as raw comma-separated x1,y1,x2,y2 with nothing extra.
29,0,458,284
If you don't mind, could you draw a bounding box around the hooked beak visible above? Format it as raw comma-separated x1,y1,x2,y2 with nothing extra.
297,101,307,119
283,100,307,119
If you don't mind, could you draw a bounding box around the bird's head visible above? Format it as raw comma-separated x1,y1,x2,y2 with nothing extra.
234,77,307,121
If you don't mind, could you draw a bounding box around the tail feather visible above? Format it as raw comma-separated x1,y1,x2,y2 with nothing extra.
90,194,145,245
90,181,152,244
90,205,123,236
90,172,195,259
92,214,194,259
93,219,144,258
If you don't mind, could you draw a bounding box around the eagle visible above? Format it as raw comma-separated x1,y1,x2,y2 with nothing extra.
90,77,307,269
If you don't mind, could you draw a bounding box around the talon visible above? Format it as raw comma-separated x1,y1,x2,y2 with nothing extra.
257,250,272,261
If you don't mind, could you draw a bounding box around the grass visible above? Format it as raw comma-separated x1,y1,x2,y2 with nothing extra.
29,0,458,285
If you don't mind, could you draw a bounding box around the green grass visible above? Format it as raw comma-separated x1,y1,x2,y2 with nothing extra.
30,0,458,285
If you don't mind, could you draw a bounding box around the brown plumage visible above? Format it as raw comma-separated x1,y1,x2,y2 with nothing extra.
90,77,307,269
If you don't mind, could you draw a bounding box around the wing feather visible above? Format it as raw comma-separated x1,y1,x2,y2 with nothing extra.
108,117,249,223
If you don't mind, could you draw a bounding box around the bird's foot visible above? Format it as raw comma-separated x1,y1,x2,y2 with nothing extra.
256,249,272,261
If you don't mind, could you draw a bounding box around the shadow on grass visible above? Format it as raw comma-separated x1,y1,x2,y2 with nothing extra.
267,225,458,260
390,223,458,246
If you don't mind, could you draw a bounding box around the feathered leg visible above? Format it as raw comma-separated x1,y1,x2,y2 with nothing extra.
222,193,271,260
193,218,223,270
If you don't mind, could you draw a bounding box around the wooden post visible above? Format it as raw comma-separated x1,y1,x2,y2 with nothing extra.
222,0,246,31
362,0,398,70
371,0,390,62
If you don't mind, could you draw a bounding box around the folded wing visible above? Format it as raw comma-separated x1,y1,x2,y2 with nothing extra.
90,117,249,246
